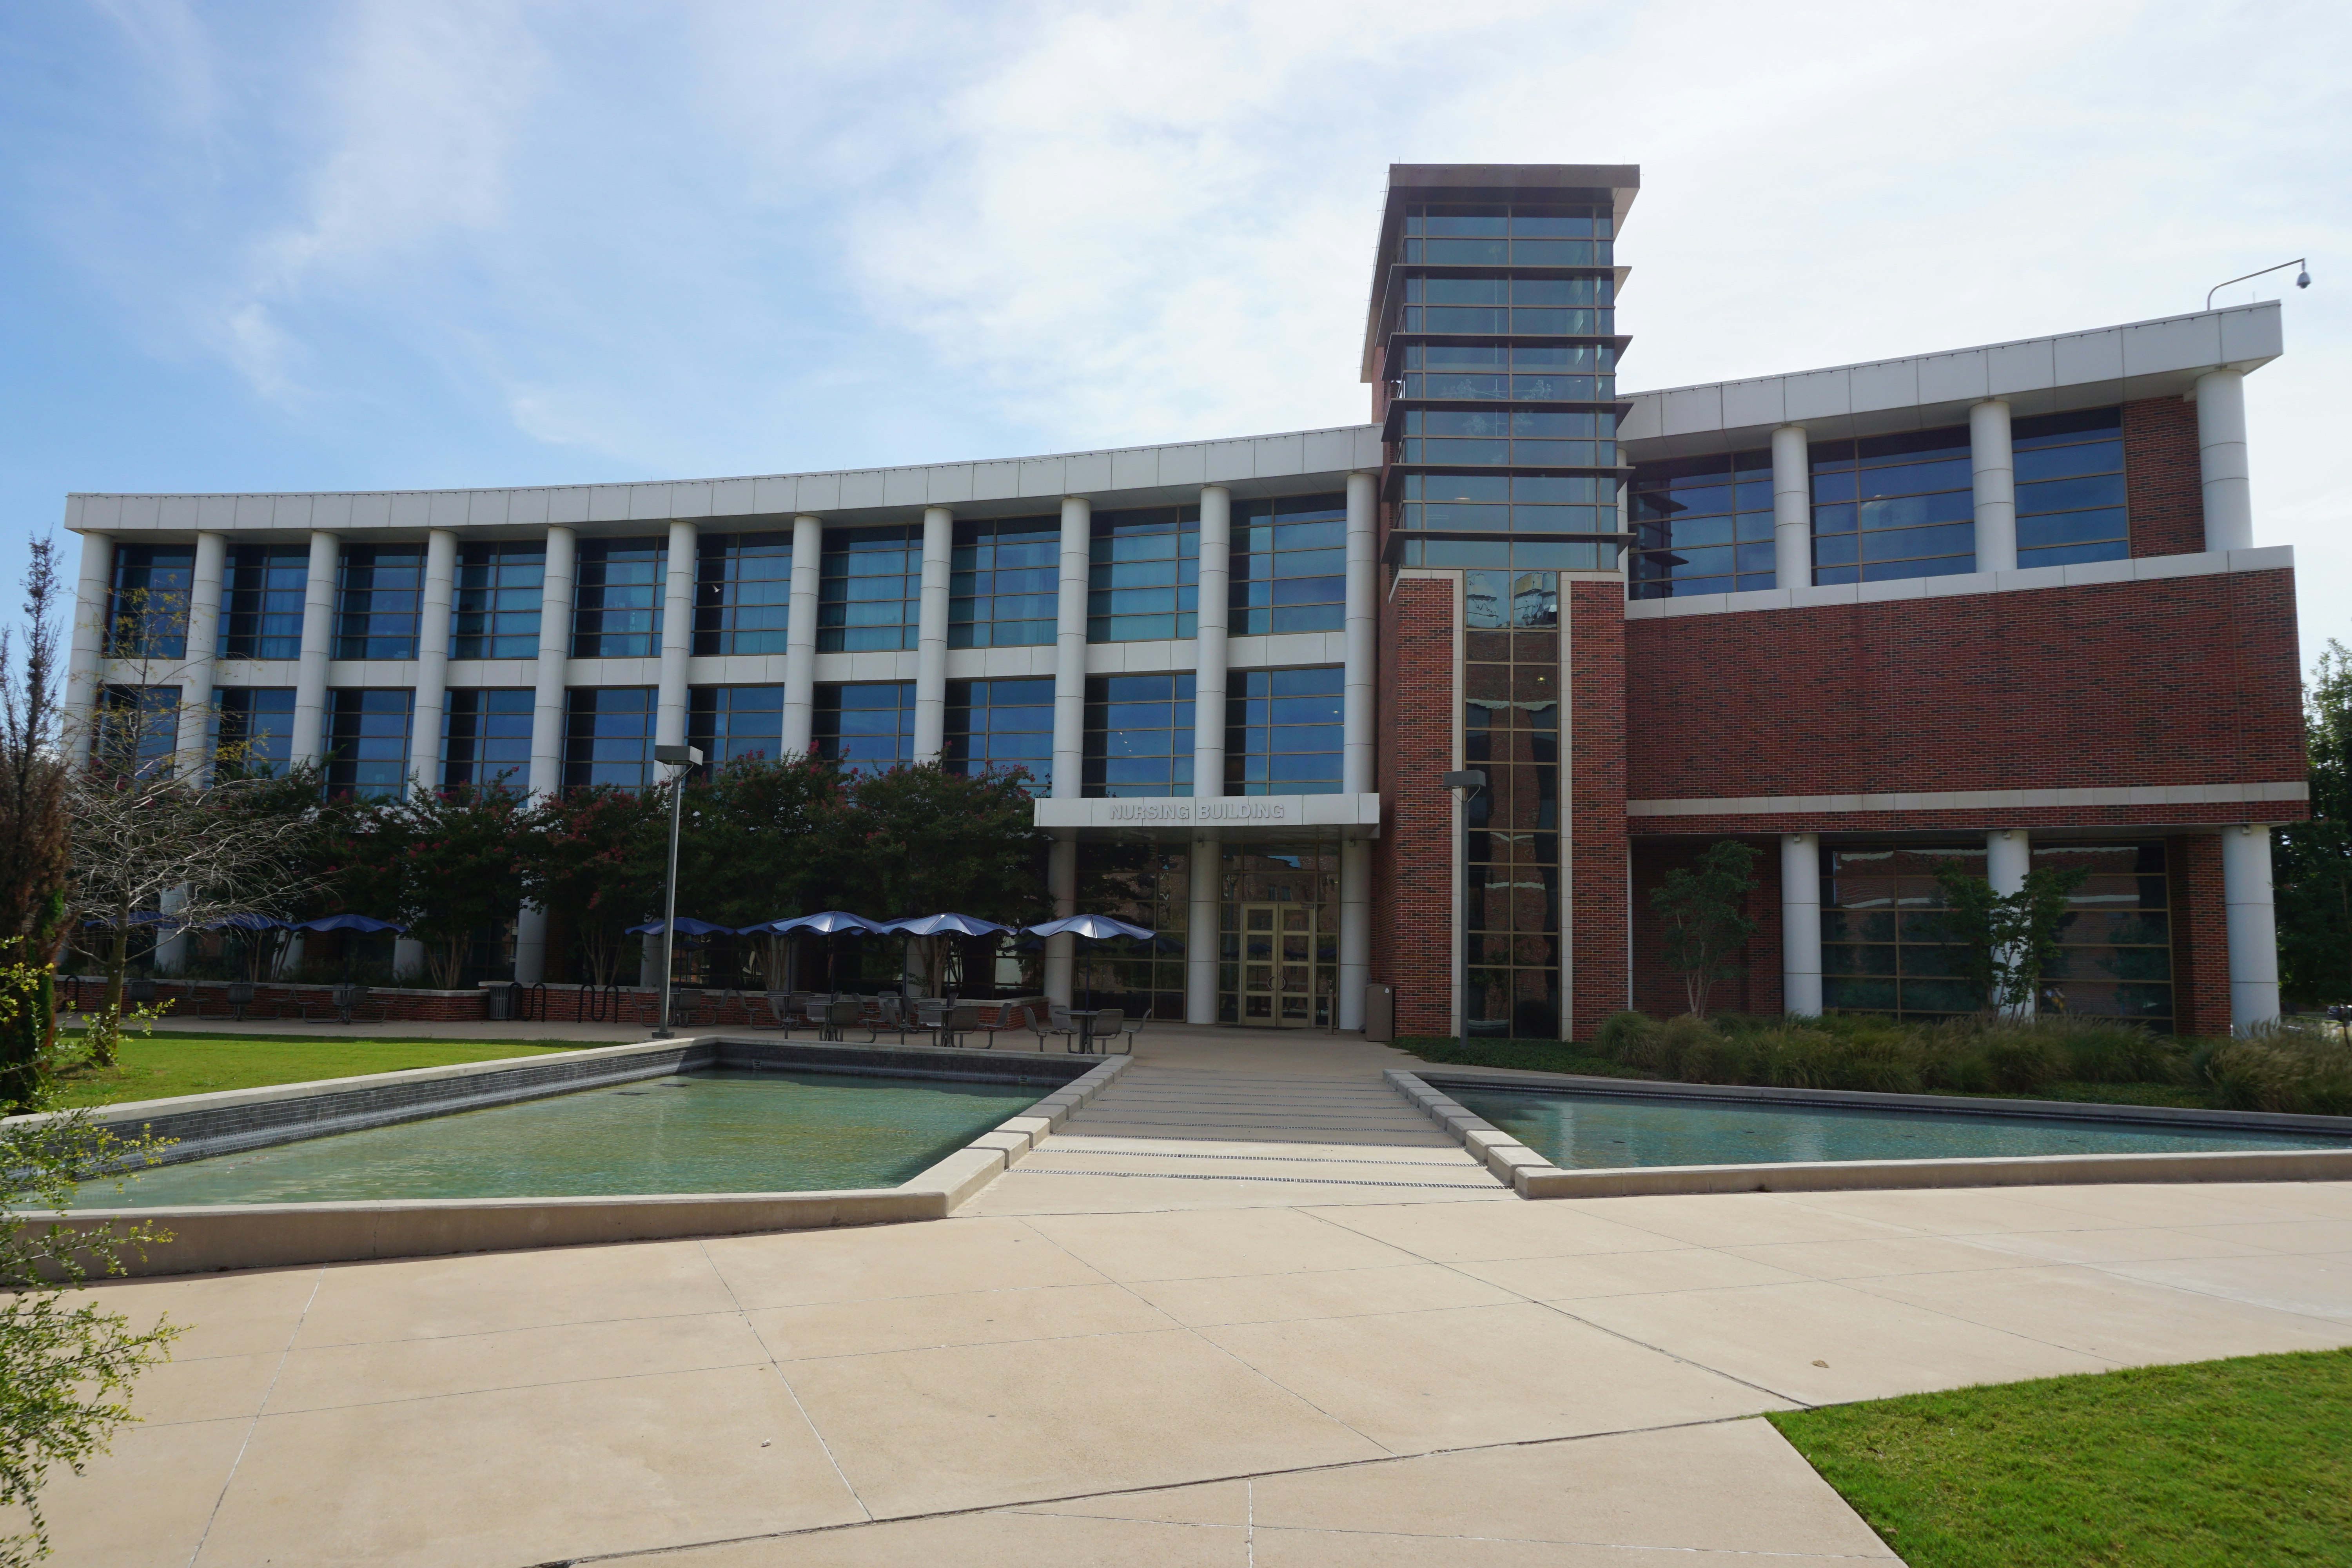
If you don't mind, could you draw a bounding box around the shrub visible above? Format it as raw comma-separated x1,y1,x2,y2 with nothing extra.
2046,1019,2189,1085
1764,1029,1922,1094
2204,1042,2306,1112
1979,1034,2066,1093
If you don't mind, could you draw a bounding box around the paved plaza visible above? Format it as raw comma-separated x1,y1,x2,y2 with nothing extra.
32,1025,2352,1566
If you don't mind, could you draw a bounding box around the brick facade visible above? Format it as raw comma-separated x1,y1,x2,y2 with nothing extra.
1625,569,2304,810
2171,831,2233,1039
2124,395,2206,558
1371,575,1458,1037
1630,839,1782,1019
1566,578,1629,1038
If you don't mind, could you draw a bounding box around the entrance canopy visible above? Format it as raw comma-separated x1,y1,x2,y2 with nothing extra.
1033,793,1381,841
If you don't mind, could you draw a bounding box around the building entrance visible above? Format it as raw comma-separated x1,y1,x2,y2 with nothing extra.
1234,901,1332,1027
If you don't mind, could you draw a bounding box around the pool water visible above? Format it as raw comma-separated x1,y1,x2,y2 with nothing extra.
1450,1086,2352,1171
77,1069,1045,1207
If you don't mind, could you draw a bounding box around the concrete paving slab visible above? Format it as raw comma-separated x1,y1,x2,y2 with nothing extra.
1848,1262,2352,1363
1566,1192,1914,1248
18,1414,251,1568
1563,1278,2114,1403
1127,1261,1523,1328
2095,1251,2352,1320
624,1508,1248,1565
778,1327,1385,1518
58,1264,321,1360
1248,1421,1894,1557
1310,1198,1690,1262
1452,1245,1811,1301
962,1168,1514,1213
1020,1206,1423,1283
2169,1218,2352,1254
1961,1223,2287,1266
197,1363,862,1568
290,1236,732,1346
1005,1478,1252,1526
1200,1302,1786,1452
748,1281,1178,1360
702,1216,1106,1308
1722,1234,2047,1281
114,1346,282,1426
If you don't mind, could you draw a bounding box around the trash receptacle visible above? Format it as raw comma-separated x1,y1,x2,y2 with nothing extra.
484,984,514,1021
1363,983,1395,1042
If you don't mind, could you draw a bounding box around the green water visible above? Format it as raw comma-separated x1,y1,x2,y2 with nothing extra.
77,1069,1044,1207
1452,1087,2352,1171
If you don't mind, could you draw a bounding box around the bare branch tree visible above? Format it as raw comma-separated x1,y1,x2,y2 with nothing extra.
0,540,71,1107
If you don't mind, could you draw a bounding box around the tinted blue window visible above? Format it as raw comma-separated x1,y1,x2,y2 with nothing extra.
1225,666,1343,795
1809,431,1974,585
335,546,423,660
573,541,665,658
214,686,296,777
1083,672,1197,797
223,546,309,660
563,687,656,791
107,546,194,660
327,688,414,798
443,688,534,789
944,678,1053,791
687,685,785,772
812,682,915,772
454,544,544,660
1628,451,1775,599
2014,408,2129,568
694,535,791,656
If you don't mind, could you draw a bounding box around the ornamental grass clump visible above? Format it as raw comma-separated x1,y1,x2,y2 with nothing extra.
2198,1020,2352,1115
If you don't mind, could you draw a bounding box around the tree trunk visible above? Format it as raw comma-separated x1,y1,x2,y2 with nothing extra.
94,915,131,1067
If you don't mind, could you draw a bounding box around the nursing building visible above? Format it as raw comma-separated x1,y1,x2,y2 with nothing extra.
61,163,2305,1040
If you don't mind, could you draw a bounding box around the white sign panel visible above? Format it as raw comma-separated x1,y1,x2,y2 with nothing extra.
1031,793,1382,832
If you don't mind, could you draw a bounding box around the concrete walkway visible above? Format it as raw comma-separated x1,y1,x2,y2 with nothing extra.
29,1024,2352,1566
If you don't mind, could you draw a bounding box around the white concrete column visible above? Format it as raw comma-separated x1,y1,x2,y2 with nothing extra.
174,531,227,772
1985,827,2032,1017
655,520,697,750
1970,399,2017,573
1343,472,1377,796
410,528,458,795
1771,425,1810,590
1780,833,1822,1016
1339,835,1369,1031
289,530,340,766
1186,834,1220,1025
516,524,577,987
65,531,113,760
2196,368,2253,553
780,515,822,757
1192,484,1232,799
2221,823,2280,1033
1051,498,1091,799
392,937,427,981
1045,834,1078,1006
913,506,953,762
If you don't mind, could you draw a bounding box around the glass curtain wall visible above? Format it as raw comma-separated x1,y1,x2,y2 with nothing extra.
1385,198,1625,575
694,534,792,655
94,686,180,775
1226,667,1344,795
818,527,920,652
325,689,414,798
1075,842,1190,1020
107,545,194,659
572,541,665,657
951,517,1059,648
1083,673,1197,797
1230,496,1345,635
1089,508,1198,642
1628,451,1775,597
221,546,309,659
1811,430,1974,584
688,686,786,769
442,690,533,788
2014,408,2129,568
1217,842,1341,1027
214,688,295,777
563,688,657,789
813,682,916,772
1463,570,1561,1038
452,543,545,659
334,546,423,659
944,678,1054,788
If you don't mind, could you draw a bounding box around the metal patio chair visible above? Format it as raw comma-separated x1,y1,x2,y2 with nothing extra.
1081,1008,1126,1055
1032,1002,1078,1052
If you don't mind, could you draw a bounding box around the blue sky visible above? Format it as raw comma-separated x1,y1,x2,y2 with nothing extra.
3,0,2346,668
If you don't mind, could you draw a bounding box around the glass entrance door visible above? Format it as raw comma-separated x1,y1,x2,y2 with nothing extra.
1238,902,1329,1027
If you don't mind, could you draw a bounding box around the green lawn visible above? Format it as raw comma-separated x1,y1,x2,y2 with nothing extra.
1769,1350,2352,1566
45,1031,611,1109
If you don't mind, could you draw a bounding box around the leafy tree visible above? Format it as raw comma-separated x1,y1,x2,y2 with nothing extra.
0,1062,181,1566
1932,860,2091,1018
2278,639,2352,1006
670,755,849,989
521,786,667,988
0,542,70,1110
1648,839,1759,1018
841,765,1048,993
330,786,535,988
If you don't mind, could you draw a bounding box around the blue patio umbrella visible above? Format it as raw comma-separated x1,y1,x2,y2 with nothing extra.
884,914,1013,998
1024,915,1158,1010
623,916,737,937
750,911,889,995
206,912,290,931
296,913,407,982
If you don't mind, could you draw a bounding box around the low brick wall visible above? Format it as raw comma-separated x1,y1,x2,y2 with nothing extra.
59,976,489,1023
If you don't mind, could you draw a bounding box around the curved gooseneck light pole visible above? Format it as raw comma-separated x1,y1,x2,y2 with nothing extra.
650,742,703,1038
2207,259,2309,311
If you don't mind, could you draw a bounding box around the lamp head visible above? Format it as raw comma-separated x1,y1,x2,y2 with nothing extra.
653,744,704,766
2298,268,2312,289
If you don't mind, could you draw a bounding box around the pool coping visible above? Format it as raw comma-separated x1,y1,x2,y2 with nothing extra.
1384,1068,2352,1200
31,1040,1133,1277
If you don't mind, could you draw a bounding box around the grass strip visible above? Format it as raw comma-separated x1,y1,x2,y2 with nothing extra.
45,1032,613,1109
1769,1350,2352,1566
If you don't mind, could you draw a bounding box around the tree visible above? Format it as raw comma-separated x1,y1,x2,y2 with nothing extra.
330,785,535,989
520,786,667,988
0,1065,182,1566
840,765,1048,993
2278,639,2352,1006
1932,860,2091,1018
0,541,71,1110
1648,839,1759,1018
673,755,848,988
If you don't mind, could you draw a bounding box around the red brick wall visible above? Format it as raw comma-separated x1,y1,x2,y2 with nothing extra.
2171,831,2231,1039
1625,569,2304,809
1567,579,1629,1039
2124,395,2205,558
1631,839,1782,1018
1371,575,1458,1036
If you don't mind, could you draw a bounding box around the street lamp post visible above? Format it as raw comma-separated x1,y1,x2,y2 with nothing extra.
650,742,703,1038
1441,769,1486,1043
2206,259,2309,310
